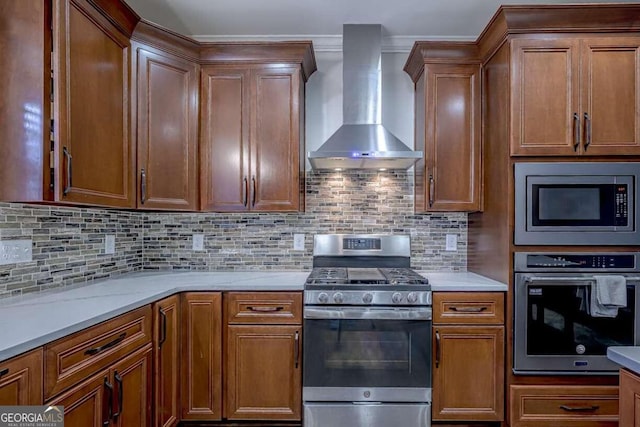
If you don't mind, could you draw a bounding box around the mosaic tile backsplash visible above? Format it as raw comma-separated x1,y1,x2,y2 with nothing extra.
0,171,467,298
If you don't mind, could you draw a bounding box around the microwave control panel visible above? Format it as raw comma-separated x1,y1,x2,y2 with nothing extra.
515,252,640,272
615,185,629,226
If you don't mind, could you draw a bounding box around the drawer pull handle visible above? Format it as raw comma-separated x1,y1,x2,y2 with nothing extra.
113,371,123,420
159,309,167,348
85,332,127,356
247,306,284,312
560,405,599,412
449,306,488,313
294,331,300,369
435,330,441,368
0,368,8,378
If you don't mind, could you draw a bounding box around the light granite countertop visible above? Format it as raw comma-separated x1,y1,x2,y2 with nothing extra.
0,270,507,363
607,346,640,374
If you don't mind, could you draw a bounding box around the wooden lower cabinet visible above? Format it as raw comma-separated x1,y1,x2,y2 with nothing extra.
0,348,43,405
154,295,181,427
49,344,152,427
181,292,223,420
620,368,640,426
510,385,618,427
225,325,301,420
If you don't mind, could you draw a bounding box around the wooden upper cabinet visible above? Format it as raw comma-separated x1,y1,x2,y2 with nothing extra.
511,36,640,156
419,63,481,212
135,45,199,210
200,63,306,212
53,0,135,207
0,349,43,406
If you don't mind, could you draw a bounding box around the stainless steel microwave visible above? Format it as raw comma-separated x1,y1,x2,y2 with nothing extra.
514,162,640,245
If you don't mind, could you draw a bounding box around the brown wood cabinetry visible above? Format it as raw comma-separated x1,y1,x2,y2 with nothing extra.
0,349,43,405
133,43,199,210
431,292,504,421
409,58,482,212
181,292,223,420
153,295,180,427
510,385,618,427
511,36,640,156
224,292,302,420
53,0,135,207
620,368,640,426
200,64,305,212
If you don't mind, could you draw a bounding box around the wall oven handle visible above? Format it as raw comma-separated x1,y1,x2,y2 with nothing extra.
304,306,432,320
560,404,599,412
435,330,441,368
294,331,300,369
525,276,640,283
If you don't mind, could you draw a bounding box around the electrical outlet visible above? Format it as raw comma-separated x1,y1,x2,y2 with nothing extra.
293,234,305,251
0,240,32,265
105,235,116,255
192,234,204,251
445,234,457,252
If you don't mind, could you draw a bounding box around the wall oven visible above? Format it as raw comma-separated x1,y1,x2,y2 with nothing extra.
303,234,432,427
514,252,640,374
514,162,640,245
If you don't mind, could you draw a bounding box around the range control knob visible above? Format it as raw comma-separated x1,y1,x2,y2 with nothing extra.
318,292,329,304
391,292,403,304
333,292,344,304
362,293,373,304
407,292,418,303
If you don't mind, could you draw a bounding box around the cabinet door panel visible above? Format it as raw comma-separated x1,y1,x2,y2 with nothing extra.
225,325,301,420
0,349,43,405
54,0,134,207
111,345,152,427
47,371,107,427
136,46,199,210
251,66,301,212
423,64,481,211
581,38,640,155
432,325,504,421
621,369,640,427
154,295,180,427
181,292,222,420
200,67,250,211
511,39,580,156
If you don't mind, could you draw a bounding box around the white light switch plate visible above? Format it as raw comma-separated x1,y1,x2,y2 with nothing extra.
293,234,305,251
445,234,458,251
192,234,204,251
0,239,32,265
105,235,116,255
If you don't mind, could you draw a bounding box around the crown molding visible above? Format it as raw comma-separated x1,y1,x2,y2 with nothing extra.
191,34,475,53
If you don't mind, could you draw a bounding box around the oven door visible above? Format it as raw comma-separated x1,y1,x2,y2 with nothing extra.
303,306,432,403
514,274,640,374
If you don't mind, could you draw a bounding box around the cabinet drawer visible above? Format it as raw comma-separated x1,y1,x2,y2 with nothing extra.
44,305,152,400
510,385,618,427
433,292,504,324
225,292,302,324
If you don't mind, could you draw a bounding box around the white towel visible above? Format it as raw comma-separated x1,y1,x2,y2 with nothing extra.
590,275,627,318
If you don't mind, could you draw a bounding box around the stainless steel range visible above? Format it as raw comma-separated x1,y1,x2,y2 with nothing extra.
303,234,432,427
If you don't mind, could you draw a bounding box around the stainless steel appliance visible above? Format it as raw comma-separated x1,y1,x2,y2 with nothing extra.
303,234,432,427
514,162,640,245
514,252,640,374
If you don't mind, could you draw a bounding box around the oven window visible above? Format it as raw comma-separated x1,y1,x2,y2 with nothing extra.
532,184,620,226
303,319,431,388
527,285,635,356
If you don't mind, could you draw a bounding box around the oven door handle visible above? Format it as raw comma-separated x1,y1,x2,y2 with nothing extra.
304,306,432,320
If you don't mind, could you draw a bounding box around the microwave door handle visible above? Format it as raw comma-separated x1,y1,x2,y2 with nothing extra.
525,276,640,283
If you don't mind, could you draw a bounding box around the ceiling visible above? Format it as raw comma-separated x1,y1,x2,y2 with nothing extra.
125,0,638,45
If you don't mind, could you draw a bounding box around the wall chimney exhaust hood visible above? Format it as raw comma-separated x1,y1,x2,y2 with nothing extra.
308,24,422,170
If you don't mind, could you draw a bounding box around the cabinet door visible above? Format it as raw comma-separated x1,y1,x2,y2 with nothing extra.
581,37,640,155
200,66,250,212
620,369,640,427
511,39,581,156
225,325,301,420
53,0,134,207
136,46,199,210
432,325,504,421
250,66,302,212
111,345,152,427
0,349,43,405
181,292,222,420
48,371,109,427
421,64,481,212
153,295,180,427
